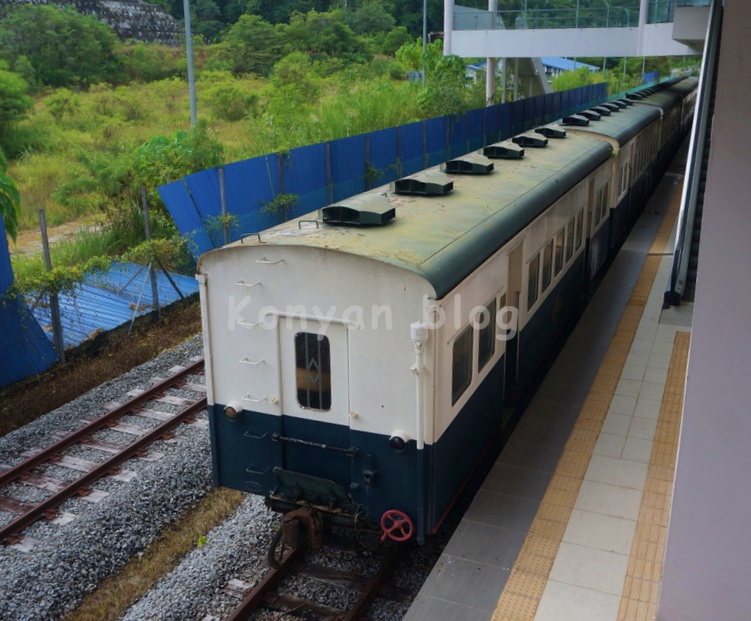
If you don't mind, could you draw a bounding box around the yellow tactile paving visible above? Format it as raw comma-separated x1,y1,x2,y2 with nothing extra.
491,182,685,621
618,330,689,621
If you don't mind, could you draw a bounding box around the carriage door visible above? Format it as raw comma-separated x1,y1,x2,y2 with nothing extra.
504,242,524,396
277,318,352,483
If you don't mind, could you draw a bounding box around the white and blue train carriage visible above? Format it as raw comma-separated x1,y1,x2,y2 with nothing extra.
197,78,697,544
197,132,614,544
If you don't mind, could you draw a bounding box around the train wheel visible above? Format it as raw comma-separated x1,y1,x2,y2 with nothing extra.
380,510,414,542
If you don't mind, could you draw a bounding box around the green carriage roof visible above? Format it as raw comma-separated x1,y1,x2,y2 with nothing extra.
202,132,613,299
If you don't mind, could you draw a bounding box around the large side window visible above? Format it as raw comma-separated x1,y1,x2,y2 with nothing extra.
554,228,565,276
527,253,540,311
477,298,497,372
452,325,473,404
541,241,553,292
565,219,575,262
295,332,331,410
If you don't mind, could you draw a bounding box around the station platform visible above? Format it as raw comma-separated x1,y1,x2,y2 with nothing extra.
404,153,692,621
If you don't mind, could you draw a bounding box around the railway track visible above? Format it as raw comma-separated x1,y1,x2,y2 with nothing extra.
0,357,207,544
220,528,408,621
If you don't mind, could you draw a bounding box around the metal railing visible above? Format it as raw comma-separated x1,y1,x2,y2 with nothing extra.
454,1,710,31
666,0,722,304
454,6,638,31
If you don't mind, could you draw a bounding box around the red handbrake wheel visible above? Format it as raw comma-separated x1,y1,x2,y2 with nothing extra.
380,509,414,542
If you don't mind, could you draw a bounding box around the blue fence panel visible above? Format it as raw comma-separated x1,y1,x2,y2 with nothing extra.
368,127,400,187
399,121,426,177
466,108,486,152
0,217,57,388
498,102,513,141
185,169,221,222
448,115,469,159
533,95,546,127
282,143,329,215
159,181,215,256
509,100,526,136
223,156,282,239
330,135,367,202
484,105,502,145
425,117,449,167
0,217,12,291
523,97,536,131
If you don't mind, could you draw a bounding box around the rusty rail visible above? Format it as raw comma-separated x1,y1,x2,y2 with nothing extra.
0,359,206,543
224,539,404,621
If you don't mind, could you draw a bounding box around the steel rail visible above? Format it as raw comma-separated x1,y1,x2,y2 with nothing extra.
0,395,207,543
224,546,302,621
0,359,204,489
338,546,403,621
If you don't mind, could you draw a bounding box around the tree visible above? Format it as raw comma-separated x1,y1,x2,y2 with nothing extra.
345,1,396,36
222,14,285,75
0,64,33,144
0,151,20,242
381,26,412,56
0,4,122,88
283,10,370,63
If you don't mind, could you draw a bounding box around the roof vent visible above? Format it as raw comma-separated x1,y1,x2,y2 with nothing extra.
561,114,590,127
601,102,621,112
322,193,395,226
443,153,494,175
393,171,453,196
615,98,634,106
626,92,644,100
483,141,525,159
512,133,548,148
535,125,567,139
579,109,602,121
592,105,612,116
609,100,628,109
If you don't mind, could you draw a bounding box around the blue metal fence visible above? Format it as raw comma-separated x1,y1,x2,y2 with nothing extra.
0,217,58,388
160,84,608,257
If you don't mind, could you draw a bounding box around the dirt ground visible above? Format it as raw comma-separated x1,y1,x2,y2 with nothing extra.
0,300,203,438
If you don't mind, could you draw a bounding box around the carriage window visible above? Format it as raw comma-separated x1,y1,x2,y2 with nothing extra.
554,228,565,276
477,298,497,372
601,182,610,220
295,332,331,410
452,325,473,404
541,241,553,292
565,220,575,262
527,254,540,311
575,210,584,250
593,189,602,226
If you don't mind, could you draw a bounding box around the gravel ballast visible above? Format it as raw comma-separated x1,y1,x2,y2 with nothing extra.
0,337,219,621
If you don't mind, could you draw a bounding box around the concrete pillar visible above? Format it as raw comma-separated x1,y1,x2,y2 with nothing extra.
443,0,454,55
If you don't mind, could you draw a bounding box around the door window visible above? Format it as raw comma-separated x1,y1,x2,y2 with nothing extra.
295,332,331,410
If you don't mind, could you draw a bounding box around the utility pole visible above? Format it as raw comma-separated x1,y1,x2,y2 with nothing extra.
183,0,196,126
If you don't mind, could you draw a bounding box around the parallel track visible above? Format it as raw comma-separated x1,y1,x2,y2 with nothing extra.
0,359,206,543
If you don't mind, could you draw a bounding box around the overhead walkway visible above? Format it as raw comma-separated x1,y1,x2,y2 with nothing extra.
443,0,710,59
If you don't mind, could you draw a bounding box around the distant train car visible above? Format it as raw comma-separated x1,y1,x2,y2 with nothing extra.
198,77,697,543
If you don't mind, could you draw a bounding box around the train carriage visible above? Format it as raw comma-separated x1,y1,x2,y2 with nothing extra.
198,78,697,544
